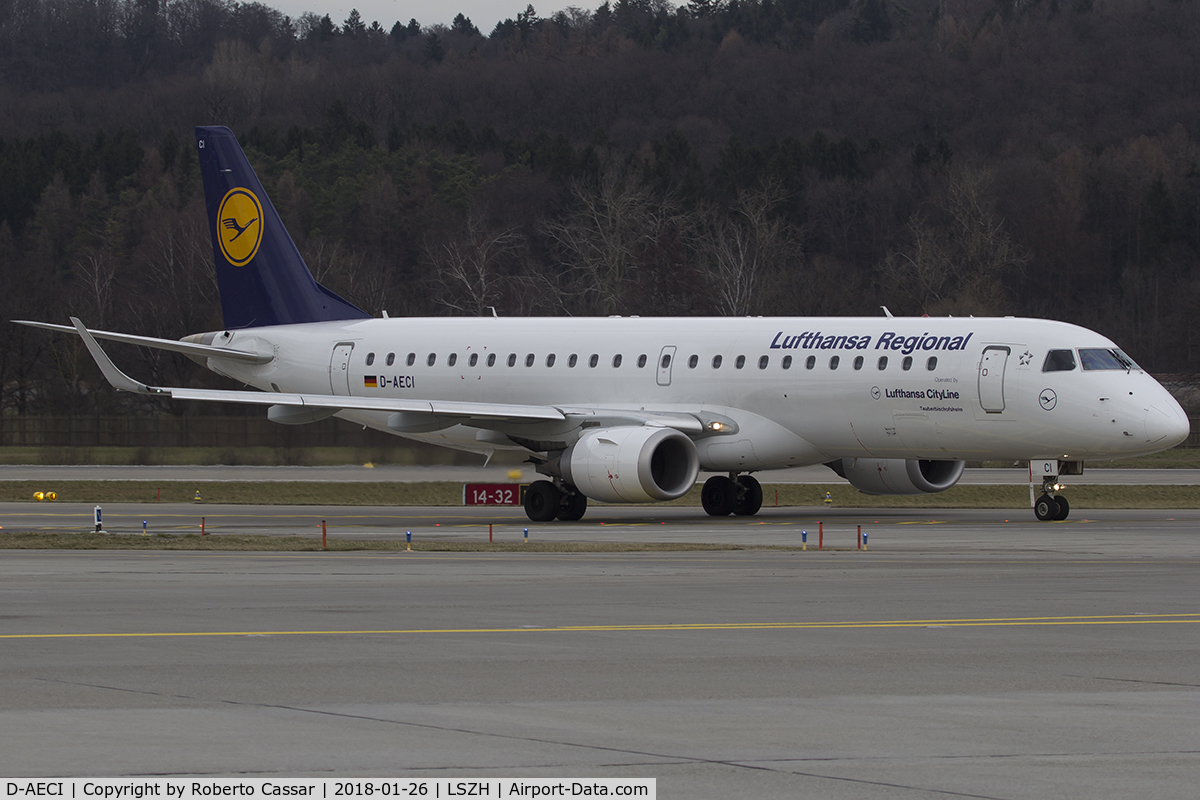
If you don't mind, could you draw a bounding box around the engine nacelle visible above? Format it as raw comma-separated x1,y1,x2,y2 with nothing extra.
562,426,700,503
827,458,965,495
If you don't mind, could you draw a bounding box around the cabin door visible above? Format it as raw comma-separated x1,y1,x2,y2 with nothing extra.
978,346,1010,413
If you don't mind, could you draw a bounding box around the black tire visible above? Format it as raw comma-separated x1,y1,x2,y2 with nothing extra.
733,475,764,516
557,491,588,521
524,480,561,522
1034,494,1058,521
1053,495,1070,521
701,475,737,516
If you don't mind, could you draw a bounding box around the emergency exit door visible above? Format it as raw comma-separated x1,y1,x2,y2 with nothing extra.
330,343,354,395
657,346,677,386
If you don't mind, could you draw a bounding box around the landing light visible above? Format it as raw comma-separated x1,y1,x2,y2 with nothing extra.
710,422,724,431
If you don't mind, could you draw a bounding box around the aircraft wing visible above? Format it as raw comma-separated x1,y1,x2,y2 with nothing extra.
12,319,272,365
68,316,565,423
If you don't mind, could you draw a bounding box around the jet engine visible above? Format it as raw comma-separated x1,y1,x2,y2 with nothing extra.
561,426,700,503
826,458,965,495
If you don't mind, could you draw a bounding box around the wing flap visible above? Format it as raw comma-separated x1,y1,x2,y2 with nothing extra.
168,387,564,421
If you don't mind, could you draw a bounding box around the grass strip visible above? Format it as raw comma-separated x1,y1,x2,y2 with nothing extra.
0,532,795,552
5,481,1200,508
4,445,1200,467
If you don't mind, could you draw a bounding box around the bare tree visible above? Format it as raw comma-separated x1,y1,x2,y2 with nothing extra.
426,214,524,316
542,168,683,315
883,165,1028,315
699,180,801,316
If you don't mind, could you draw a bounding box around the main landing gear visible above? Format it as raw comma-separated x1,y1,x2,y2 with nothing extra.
523,480,588,522
1031,459,1080,521
701,473,763,517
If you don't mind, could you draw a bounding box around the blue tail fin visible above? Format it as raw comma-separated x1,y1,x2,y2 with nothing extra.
195,126,370,329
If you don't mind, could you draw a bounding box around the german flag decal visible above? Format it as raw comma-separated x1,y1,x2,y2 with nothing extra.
364,376,378,388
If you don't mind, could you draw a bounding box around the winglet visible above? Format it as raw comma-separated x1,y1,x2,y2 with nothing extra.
71,317,159,395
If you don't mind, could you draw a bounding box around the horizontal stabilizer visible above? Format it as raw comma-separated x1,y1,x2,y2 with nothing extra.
13,320,271,364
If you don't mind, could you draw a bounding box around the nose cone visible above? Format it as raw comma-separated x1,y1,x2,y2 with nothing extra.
1145,399,1190,447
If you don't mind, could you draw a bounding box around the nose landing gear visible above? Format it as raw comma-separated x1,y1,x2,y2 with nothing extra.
1034,491,1069,521
1030,459,1081,521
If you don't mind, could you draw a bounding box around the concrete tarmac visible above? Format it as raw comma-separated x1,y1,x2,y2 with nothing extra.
1,507,1199,798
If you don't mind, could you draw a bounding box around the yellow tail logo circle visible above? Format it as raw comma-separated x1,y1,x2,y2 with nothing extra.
217,188,263,267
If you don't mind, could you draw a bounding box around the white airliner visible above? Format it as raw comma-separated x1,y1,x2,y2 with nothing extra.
15,126,1191,523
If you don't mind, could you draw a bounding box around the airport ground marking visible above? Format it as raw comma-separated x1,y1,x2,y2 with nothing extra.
4,613,1198,640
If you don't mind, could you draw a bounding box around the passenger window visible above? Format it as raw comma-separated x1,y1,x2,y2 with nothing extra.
926,356,937,371
546,354,556,367
487,353,496,367
366,353,375,366
427,353,436,366
569,354,578,368
735,355,746,369
525,353,535,367
854,356,864,370
712,355,723,369
688,354,698,368
637,354,647,368
830,356,840,370
589,354,599,368
878,356,888,370
782,355,792,369
448,353,457,367
661,354,671,369
758,355,769,369
507,353,516,367
902,356,912,371
386,353,395,366
407,353,416,366
806,355,816,370
468,353,478,367
613,354,623,368
1043,349,1076,372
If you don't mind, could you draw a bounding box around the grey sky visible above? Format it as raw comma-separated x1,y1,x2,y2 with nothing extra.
266,1,546,31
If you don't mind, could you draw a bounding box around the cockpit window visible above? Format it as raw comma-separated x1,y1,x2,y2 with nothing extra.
1079,348,1140,371
1043,349,1076,372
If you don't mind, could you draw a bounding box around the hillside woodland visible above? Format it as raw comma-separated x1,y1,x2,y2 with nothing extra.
1,0,1199,415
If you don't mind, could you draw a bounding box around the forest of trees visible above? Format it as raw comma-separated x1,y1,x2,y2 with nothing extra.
1,0,1199,416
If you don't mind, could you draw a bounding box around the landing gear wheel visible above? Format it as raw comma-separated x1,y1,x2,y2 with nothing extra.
557,491,588,521
524,480,561,522
701,476,737,516
1053,495,1070,521
1034,494,1058,521
733,475,763,516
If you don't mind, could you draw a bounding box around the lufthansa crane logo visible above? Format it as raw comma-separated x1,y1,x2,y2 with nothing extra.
217,188,263,267
1039,388,1058,411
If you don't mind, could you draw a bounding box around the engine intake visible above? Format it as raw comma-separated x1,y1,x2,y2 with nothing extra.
562,426,700,503
827,458,965,495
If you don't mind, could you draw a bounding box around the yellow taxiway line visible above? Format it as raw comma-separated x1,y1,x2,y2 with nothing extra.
3,613,1197,640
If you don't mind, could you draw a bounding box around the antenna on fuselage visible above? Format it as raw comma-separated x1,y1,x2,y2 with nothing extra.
487,306,498,318
881,306,894,318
